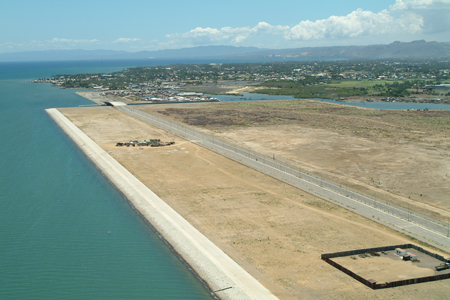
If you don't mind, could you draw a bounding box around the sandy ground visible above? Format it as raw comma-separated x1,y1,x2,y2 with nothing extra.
218,125,450,217
225,86,264,94
334,255,434,283
137,101,450,224
48,108,276,300
332,249,450,283
58,106,450,299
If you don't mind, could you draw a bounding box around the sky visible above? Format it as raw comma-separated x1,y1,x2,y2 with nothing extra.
1,0,449,54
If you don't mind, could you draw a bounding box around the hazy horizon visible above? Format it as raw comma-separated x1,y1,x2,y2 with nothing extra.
2,0,450,54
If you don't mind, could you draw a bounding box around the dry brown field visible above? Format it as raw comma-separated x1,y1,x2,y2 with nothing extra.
332,249,450,283
58,105,450,299
138,100,450,224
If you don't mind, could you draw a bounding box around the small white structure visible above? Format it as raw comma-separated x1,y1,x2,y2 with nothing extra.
395,248,406,256
407,253,417,260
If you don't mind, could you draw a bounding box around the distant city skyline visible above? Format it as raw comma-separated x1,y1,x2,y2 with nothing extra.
2,0,449,54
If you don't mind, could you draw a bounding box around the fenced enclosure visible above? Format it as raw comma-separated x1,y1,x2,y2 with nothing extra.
322,244,450,289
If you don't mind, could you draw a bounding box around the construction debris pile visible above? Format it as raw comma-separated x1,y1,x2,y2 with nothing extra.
116,139,175,147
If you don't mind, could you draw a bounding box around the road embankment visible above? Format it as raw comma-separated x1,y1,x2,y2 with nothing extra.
45,108,278,300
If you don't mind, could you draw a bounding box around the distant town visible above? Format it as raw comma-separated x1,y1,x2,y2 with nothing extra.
33,60,450,104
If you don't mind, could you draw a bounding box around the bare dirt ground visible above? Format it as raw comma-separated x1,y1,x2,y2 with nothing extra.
59,106,450,299
138,100,450,224
225,85,265,94
332,249,450,283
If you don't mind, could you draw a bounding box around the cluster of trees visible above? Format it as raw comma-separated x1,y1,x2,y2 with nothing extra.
256,80,346,99
257,78,449,99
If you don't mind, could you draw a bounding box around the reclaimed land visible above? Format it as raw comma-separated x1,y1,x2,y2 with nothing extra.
56,104,450,299
46,108,278,300
144,100,450,224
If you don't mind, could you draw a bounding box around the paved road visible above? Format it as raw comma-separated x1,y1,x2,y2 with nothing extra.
118,105,450,253
48,108,279,300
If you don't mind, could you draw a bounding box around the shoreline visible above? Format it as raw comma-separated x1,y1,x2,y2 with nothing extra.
75,92,105,105
45,108,278,300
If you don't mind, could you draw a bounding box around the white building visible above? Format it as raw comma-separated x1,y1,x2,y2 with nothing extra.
395,248,406,256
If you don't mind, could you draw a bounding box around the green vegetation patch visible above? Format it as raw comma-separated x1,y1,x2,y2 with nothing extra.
255,79,437,99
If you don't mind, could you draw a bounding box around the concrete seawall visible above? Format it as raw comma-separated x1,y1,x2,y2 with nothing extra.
46,108,278,300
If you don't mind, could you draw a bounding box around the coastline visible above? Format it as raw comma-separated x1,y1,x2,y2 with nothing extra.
76,92,105,105
45,108,278,300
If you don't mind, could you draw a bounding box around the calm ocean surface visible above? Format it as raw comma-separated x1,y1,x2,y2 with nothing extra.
0,60,215,299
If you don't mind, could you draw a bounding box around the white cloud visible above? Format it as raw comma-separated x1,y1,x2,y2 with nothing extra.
167,22,289,44
50,38,100,44
390,0,450,34
113,38,141,43
396,11,424,33
391,0,450,10
2,1,450,53
168,7,427,45
286,9,399,40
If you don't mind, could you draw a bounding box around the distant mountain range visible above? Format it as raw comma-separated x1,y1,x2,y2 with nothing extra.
255,40,450,60
1,40,449,62
0,46,265,62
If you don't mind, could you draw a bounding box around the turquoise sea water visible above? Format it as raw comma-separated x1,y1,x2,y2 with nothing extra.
0,61,214,299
